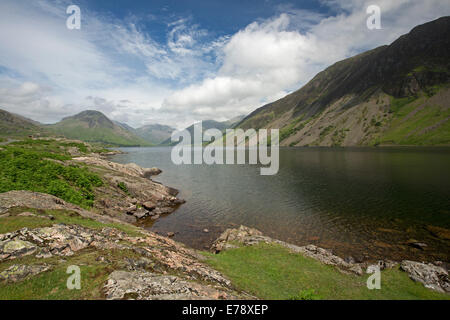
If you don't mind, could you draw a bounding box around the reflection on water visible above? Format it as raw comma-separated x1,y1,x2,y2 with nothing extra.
112,147,450,262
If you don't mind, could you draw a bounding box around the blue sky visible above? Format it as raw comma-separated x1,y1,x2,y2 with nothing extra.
0,0,449,129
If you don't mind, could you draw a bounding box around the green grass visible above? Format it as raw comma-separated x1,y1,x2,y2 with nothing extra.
203,243,450,300
0,140,103,208
389,96,418,114
117,182,130,195
279,116,305,142
378,103,450,146
0,248,144,300
0,208,144,237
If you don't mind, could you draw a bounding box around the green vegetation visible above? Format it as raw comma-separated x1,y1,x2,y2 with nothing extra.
374,91,450,146
117,182,130,195
0,248,140,300
46,110,151,147
0,139,103,208
0,207,143,237
204,243,449,300
389,96,418,114
279,116,305,141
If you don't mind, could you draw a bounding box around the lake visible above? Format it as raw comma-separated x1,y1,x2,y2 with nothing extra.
112,147,450,262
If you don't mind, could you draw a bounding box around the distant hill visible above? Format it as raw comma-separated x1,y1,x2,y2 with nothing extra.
239,17,450,146
134,124,175,145
162,119,237,146
46,110,151,146
0,108,45,138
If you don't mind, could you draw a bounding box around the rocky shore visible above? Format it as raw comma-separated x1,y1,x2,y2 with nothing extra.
0,193,250,299
0,139,448,299
72,155,185,224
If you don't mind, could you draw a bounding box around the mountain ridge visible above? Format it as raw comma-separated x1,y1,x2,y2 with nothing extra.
46,110,152,146
238,16,450,147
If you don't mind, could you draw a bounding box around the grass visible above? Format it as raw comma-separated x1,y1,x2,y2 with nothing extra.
203,243,450,300
117,182,130,195
279,116,305,142
0,140,104,208
377,101,450,146
0,248,145,300
0,207,144,237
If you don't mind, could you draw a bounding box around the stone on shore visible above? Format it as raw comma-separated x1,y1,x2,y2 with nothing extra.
400,260,450,293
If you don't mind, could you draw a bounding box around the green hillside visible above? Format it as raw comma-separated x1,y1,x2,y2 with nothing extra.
46,110,151,147
238,17,450,147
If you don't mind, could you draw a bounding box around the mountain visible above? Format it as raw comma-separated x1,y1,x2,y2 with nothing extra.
222,115,246,128
114,121,136,133
162,119,236,146
0,108,45,137
47,110,151,146
134,124,175,145
239,17,450,147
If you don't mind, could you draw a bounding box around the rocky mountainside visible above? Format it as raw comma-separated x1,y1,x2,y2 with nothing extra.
238,17,450,147
46,110,151,147
0,108,45,138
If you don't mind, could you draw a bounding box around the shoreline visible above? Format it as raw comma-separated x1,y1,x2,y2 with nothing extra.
0,138,448,299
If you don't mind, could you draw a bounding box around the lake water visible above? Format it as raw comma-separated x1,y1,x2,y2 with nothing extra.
112,147,450,262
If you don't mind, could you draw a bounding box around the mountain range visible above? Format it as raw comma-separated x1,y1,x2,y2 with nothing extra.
0,17,449,147
0,108,244,147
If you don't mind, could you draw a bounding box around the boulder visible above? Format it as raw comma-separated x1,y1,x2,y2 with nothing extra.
401,260,450,293
103,270,238,300
142,201,156,211
0,264,50,283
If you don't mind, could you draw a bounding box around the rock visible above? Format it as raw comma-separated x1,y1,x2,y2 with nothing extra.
134,208,148,219
103,270,239,300
345,256,356,264
151,214,160,221
17,212,36,217
0,264,50,283
0,213,10,218
406,240,428,250
426,225,450,240
211,226,364,275
401,260,450,293
142,201,156,211
126,205,137,213
203,229,209,233
167,232,175,237
0,239,37,260
142,167,162,178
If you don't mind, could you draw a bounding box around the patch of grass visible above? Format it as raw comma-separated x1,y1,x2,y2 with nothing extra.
279,116,306,142
0,143,103,208
0,248,146,300
117,182,130,195
203,243,450,300
389,96,418,114
1,208,144,237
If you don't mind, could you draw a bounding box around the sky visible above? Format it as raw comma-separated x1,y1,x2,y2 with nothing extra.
0,0,449,129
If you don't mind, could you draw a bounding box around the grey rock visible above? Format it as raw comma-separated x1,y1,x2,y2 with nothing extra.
103,270,239,300
401,260,450,293
0,264,50,283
